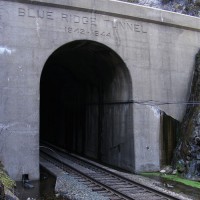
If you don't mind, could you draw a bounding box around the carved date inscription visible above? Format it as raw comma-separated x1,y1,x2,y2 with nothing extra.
65,26,111,38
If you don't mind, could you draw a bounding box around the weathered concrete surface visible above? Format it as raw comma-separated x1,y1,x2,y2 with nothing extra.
0,0,200,180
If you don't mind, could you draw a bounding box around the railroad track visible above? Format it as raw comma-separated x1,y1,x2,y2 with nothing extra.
40,147,180,200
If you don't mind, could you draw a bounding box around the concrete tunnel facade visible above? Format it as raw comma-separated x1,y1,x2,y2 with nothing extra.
1,0,200,180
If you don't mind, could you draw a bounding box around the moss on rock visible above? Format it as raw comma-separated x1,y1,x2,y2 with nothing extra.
0,162,16,190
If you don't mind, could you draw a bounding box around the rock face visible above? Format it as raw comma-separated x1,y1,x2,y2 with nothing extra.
121,0,200,17
0,181,5,200
172,50,200,180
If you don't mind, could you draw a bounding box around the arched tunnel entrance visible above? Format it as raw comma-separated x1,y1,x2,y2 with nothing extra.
40,40,134,170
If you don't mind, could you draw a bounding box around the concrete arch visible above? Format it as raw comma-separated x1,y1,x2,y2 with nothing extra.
40,40,135,171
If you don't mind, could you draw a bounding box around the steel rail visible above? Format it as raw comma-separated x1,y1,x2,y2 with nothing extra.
40,146,180,200
41,151,134,200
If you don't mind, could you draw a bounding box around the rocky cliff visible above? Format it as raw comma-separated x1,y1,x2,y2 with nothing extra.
172,50,200,180
121,0,200,17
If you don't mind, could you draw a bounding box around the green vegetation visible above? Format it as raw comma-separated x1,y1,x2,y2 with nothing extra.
141,172,200,189
0,163,16,190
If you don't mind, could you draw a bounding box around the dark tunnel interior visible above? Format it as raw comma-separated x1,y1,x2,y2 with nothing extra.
40,40,133,165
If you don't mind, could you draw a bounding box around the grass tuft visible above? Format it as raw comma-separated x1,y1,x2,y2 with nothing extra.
141,172,200,189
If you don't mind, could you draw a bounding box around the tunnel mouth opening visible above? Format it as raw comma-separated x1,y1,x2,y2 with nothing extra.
40,40,133,169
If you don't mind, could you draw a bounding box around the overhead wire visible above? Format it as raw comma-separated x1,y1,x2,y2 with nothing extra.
132,100,200,106
84,100,200,106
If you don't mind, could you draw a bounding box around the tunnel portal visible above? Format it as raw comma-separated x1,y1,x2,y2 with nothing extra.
40,40,134,170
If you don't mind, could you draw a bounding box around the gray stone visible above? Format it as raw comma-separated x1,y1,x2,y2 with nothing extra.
172,169,177,175
197,154,200,159
161,166,173,174
0,182,5,200
55,173,109,200
193,0,200,6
